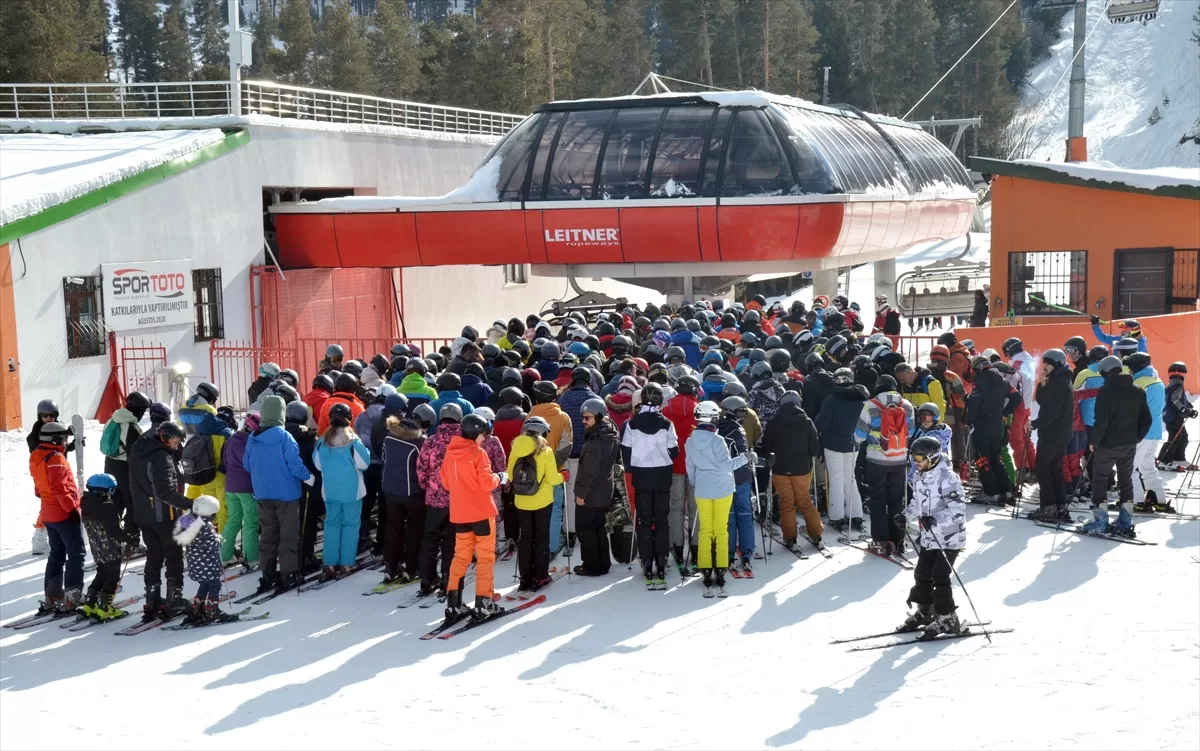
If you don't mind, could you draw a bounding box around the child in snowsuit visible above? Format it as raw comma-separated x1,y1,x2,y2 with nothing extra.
220,412,259,568
897,436,966,638
686,402,747,597
1159,362,1197,470
80,473,139,620
440,414,505,620
314,403,371,582
173,495,235,625
908,403,952,488
415,404,463,596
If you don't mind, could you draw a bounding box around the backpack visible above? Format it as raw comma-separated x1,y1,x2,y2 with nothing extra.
180,434,217,486
511,453,541,496
99,421,123,458
870,398,908,458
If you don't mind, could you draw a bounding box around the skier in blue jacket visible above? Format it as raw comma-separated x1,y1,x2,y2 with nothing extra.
1090,316,1148,352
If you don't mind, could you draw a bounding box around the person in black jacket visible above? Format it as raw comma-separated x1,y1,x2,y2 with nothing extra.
285,401,323,574
965,357,1021,504
79,473,138,619
814,369,869,534
620,383,679,588
129,421,193,621
717,398,756,573
573,398,620,577
380,413,426,584
1029,349,1076,521
968,290,989,328
761,392,822,549
801,353,834,422
248,362,280,409
1083,356,1152,537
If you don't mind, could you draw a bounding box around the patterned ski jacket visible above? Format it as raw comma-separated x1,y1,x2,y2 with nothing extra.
416,423,460,509
904,458,966,551
173,512,224,583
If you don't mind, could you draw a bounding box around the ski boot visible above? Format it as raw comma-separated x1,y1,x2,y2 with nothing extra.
808,533,825,551
163,582,188,619
715,568,728,598
671,546,690,577
80,589,101,618
1081,504,1110,535
443,589,470,621
850,518,864,538
472,595,501,620
181,597,209,626
782,537,799,553
203,600,239,623
701,569,714,598
274,571,300,596
92,592,125,622
654,558,669,590
893,538,906,556
898,603,935,632
141,585,163,623
830,518,848,534
919,611,963,640
1027,505,1059,522
57,588,82,615
740,557,754,578
36,596,63,617
1111,503,1136,538
319,566,338,584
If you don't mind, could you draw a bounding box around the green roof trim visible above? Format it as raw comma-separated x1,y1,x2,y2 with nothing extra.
0,128,250,246
970,156,1200,201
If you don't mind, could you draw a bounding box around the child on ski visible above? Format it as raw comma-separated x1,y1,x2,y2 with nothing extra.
440,414,506,621
173,495,236,625
507,416,563,592
896,435,968,639
381,414,426,584
686,401,747,597
79,473,138,621
717,396,755,574
313,403,371,582
1159,362,1197,471
908,402,951,488
220,412,259,569
30,421,84,614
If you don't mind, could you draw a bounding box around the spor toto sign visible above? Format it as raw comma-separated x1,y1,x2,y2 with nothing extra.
101,260,194,332
543,227,620,247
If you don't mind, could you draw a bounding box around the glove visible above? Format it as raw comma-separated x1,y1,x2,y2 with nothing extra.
746,451,758,466
1090,315,1100,326
560,469,570,482
303,474,315,487
919,515,935,531
893,513,906,528
497,472,508,486
765,453,776,468
67,509,81,524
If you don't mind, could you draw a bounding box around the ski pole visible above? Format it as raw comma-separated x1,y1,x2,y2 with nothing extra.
903,521,991,644
680,493,699,583
563,484,572,580
1027,295,1106,323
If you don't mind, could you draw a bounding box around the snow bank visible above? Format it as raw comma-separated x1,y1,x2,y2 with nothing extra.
272,156,503,213
1014,158,1200,191
0,129,225,225
1016,0,1200,169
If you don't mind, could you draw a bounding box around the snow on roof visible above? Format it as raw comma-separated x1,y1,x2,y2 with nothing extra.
1012,159,1200,191
0,128,225,226
0,113,506,146
271,156,503,213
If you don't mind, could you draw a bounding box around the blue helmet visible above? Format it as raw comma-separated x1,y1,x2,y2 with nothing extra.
86,473,119,493
701,349,724,365
567,341,591,358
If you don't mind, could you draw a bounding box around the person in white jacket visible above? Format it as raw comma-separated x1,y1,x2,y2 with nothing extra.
895,435,967,640
1003,337,1038,483
685,401,747,598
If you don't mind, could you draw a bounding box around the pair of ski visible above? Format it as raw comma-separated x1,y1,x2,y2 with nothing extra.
504,570,567,601
395,569,478,609
298,557,382,593
419,594,546,641
113,591,238,635
1029,520,1158,545
770,532,833,561
837,537,915,569
5,595,141,631
833,622,1014,651
728,561,755,579
161,608,271,631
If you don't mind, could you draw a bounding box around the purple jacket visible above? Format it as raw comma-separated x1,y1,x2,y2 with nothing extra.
221,430,253,494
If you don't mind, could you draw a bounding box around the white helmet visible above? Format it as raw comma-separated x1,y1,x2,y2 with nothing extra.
693,401,721,424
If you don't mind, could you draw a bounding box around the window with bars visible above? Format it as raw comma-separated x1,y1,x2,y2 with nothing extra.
1008,251,1087,315
503,264,528,285
63,275,107,359
193,268,224,341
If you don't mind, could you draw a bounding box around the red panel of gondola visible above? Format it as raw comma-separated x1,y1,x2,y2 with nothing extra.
415,210,530,266
794,203,844,260
540,208,625,264
619,207,703,263
334,213,423,267
716,205,800,262
698,206,720,262
274,214,340,268
524,212,549,264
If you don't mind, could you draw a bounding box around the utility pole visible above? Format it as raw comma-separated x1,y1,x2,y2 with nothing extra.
227,0,252,116
821,67,830,105
1066,0,1087,161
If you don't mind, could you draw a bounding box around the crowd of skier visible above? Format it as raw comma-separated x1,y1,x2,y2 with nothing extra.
25,293,1196,640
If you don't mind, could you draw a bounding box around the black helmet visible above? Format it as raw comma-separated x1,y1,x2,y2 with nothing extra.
370,354,390,375
1123,352,1151,372
743,309,761,325
39,421,70,442
805,352,826,374
700,335,721,349
125,391,151,419
670,318,687,332
541,342,560,360
774,323,791,337
482,343,502,360
740,332,759,349
406,358,428,375
675,374,701,396
751,294,767,307
666,346,686,363
873,375,898,395
1098,355,1123,376
722,381,748,398
1002,337,1024,357
596,321,616,337
750,361,773,380
720,313,737,328
851,354,872,372
581,397,608,418
570,365,591,384
334,373,359,393
910,435,943,465
272,383,299,404
611,335,632,352
325,343,344,360
390,355,408,374
1167,361,1187,376
747,348,767,364
460,413,491,441
36,398,60,417
286,401,311,424
640,382,665,407
278,369,300,388
764,335,783,351
720,395,748,416
533,380,559,403
1041,349,1069,369
719,339,735,355
157,421,185,441
461,325,479,341
342,360,364,377
634,316,651,329
391,343,410,357
937,332,957,347
767,349,791,373
312,374,335,392
702,363,725,380
328,402,353,425
686,319,701,333
1063,336,1087,356
498,386,524,407
436,372,461,392
1087,345,1109,363
1113,337,1139,357
194,381,220,404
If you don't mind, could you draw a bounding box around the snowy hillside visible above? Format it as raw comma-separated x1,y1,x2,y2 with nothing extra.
1,421,1198,749
1015,0,1200,170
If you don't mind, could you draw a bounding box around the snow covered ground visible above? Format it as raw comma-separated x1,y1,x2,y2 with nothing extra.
1016,0,1200,170
0,129,226,225
2,419,1197,750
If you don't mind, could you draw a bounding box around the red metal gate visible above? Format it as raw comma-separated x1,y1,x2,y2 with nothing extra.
115,333,167,403
210,340,299,411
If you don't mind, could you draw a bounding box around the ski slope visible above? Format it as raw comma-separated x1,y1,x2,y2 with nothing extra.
2,420,1198,749
1017,0,1200,170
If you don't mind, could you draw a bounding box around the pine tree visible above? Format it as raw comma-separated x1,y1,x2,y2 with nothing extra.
277,0,316,85
192,0,229,80
159,0,195,81
0,0,109,84
370,0,422,100
249,2,281,79
115,0,164,82
315,0,373,93
572,0,655,99
879,0,939,117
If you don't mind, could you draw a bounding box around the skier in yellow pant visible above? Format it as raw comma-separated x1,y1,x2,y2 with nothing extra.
685,402,747,598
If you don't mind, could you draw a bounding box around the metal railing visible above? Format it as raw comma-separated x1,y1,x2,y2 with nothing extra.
0,80,524,136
